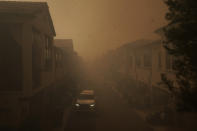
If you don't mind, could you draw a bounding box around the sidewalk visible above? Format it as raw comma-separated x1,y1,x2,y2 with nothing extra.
111,86,186,131
54,107,71,131
133,109,185,131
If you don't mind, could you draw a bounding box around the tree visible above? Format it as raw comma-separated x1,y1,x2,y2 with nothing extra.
162,0,197,111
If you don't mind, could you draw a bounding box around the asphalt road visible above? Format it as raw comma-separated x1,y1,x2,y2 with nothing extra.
65,84,154,131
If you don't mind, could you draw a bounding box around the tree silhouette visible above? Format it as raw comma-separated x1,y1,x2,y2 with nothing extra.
162,0,197,111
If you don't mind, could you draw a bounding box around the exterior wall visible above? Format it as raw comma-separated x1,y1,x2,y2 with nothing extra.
25,16,56,129
0,23,24,127
151,44,162,87
0,93,22,127
129,53,137,81
54,39,75,82
110,40,176,106
22,23,33,96
151,43,175,88
129,40,176,106
0,22,37,127
31,11,55,93
54,48,65,82
129,46,152,88
32,10,54,37
0,9,57,128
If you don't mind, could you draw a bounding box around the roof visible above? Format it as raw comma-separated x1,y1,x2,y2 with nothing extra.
55,39,74,51
124,39,153,48
80,90,94,95
0,1,56,36
119,39,161,51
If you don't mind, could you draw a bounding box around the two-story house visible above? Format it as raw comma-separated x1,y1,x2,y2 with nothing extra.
0,1,56,128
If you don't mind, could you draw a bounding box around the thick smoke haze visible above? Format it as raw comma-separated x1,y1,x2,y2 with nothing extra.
6,0,168,60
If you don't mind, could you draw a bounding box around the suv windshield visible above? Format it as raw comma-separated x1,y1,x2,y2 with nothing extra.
79,94,94,100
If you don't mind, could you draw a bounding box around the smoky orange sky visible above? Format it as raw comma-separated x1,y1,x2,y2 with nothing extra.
10,0,168,60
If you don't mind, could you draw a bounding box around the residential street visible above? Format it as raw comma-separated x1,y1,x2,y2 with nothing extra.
65,83,153,131
1,1,197,131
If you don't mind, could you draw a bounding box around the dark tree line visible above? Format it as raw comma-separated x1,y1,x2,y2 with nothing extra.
162,0,197,111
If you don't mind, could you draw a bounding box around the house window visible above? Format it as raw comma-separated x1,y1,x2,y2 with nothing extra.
166,52,174,71
44,36,52,71
55,49,63,68
144,53,152,67
136,55,141,67
32,29,39,44
166,52,171,70
129,56,133,67
158,52,162,69
32,29,42,88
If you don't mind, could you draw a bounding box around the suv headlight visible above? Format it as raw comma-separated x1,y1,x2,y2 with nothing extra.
75,104,80,107
90,104,95,107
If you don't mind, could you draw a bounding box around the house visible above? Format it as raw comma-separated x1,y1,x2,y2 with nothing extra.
0,1,56,128
103,30,176,107
54,39,77,82
126,39,175,106
55,39,74,53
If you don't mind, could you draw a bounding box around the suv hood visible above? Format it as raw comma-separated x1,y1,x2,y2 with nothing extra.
76,99,95,105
